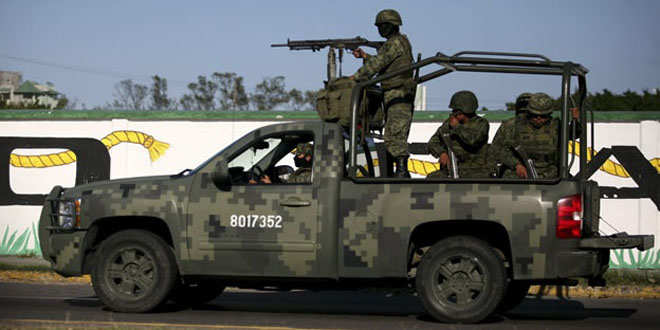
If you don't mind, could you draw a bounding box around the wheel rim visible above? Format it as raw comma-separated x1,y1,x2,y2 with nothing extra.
105,246,156,299
431,254,487,308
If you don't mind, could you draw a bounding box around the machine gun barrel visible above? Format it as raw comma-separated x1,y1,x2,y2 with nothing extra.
271,36,385,52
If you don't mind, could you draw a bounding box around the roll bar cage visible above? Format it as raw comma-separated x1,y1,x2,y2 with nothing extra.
348,50,591,181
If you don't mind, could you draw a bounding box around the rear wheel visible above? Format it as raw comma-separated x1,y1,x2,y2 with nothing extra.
416,236,506,323
91,229,178,312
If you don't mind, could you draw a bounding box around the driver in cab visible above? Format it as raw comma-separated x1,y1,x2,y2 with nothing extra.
249,143,313,184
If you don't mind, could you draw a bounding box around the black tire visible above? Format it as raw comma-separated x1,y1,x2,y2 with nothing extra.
170,280,225,306
91,229,178,312
497,280,530,313
416,236,507,323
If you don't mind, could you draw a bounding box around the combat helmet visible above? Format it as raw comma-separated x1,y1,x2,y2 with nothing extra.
375,9,402,26
515,92,533,112
295,143,313,157
449,90,479,114
527,93,554,115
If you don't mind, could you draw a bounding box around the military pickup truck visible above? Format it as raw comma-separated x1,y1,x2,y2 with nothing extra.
39,51,657,323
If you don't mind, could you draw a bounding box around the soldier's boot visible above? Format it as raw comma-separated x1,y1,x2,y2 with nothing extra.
394,156,411,178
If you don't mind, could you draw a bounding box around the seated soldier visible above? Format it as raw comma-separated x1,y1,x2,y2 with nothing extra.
490,92,580,179
491,92,532,178
427,90,490,178
250,143,313,184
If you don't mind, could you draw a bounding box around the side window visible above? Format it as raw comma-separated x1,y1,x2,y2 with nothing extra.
228,137,282,170
230,133,315,185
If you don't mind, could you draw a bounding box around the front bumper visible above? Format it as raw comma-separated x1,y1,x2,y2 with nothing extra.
39,186,87,276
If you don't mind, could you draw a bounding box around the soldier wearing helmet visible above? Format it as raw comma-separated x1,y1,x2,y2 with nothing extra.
490,92,580,179
490,92,533,178
250,143,313,184
427,91,490,178
288,143,314,183
350,9,415,178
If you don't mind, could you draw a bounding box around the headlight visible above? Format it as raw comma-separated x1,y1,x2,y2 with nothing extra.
58,198,81,229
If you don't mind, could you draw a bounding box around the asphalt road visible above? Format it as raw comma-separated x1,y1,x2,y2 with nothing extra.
0,282,659,329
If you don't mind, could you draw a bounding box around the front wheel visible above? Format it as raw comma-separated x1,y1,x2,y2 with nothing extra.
91,229,178,312
416,236,506,323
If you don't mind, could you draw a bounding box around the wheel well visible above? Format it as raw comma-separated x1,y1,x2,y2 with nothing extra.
408,220,512,269
82,216,174,273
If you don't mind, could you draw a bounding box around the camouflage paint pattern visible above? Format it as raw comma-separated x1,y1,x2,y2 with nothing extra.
427,116,490,178
40,121,600,281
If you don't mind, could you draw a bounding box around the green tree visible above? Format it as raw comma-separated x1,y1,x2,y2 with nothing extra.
250,76,289,111
112,79,148,110
304,90,319,110
182,75,218,110
212,72,248,110
149,75,175,110
288,88,305,110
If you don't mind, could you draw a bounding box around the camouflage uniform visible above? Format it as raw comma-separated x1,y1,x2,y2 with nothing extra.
287,143,313,184
353,10,415,160
427,91,490,178
493,93,532,178
491,93,575,179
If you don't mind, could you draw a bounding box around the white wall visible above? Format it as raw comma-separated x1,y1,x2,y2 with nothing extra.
1,119,658,268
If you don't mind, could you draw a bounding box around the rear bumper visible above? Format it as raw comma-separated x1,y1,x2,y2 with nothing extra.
579,233,654,251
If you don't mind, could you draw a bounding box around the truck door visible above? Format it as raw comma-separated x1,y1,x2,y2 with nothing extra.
186,130,320,278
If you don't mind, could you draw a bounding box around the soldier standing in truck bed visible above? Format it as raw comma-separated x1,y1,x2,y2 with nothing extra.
427,91,490,178
490,92,580,179
350,9,415,178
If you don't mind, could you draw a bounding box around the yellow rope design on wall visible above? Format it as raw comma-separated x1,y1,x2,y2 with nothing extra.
9,131,170,168
375,141,660,177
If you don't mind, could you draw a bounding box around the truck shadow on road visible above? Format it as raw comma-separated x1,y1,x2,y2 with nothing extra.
145,291,637,323
503,298,637,321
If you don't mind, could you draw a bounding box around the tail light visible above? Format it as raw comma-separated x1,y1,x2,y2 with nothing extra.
556,194,582,239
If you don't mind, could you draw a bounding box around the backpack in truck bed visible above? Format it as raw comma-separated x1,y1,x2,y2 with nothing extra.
316,77,384,130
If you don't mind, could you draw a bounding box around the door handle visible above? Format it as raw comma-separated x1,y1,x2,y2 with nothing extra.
280,197,311,207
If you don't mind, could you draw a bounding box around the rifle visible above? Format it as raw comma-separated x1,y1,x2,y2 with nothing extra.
272,37,385,81
513,145,538,179
440,132,459,179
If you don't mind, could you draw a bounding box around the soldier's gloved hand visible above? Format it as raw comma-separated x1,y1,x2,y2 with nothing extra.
352,48,367,59
439,152,449,168
515,163,528,179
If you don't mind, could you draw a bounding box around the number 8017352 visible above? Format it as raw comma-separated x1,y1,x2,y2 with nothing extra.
230,214,283,229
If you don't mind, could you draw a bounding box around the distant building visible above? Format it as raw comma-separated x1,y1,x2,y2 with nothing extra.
0,71,60,109
0,71,22,89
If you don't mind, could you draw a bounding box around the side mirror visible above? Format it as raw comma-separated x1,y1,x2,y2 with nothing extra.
211,160,231,191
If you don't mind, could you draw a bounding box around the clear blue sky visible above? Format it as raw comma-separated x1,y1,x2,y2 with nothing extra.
1,0,659,110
